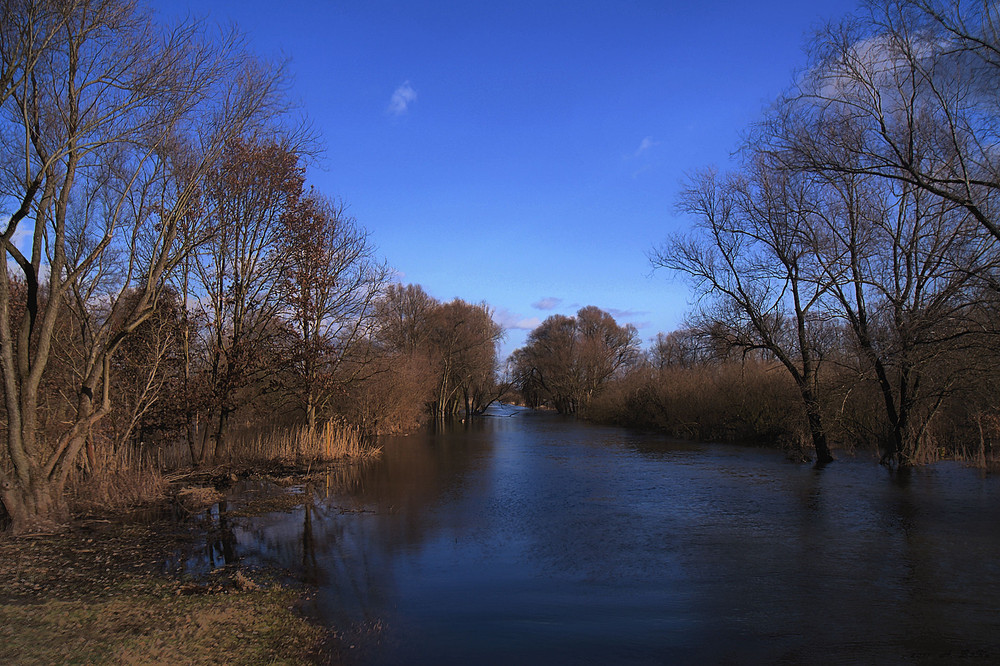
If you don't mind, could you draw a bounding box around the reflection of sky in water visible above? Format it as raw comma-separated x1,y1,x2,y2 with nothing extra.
172,406,1000,664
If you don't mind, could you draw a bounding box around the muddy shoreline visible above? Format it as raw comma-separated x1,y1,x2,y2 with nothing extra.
0,462,350,665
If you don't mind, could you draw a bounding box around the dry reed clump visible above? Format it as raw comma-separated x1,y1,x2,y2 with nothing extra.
67,438,168,514
586,361,805,445
232,569,259,591
233,423,381,463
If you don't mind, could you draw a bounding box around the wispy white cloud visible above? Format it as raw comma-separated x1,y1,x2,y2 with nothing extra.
494,308,541,331
532,297,562,311
633,135,659,158
387,81,417,116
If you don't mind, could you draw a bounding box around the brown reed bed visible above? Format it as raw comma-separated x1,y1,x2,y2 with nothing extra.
232,423,382,463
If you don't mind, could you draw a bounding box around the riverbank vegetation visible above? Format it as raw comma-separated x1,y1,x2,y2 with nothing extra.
514,2,1000,468
0,0,504,533
3,0,1000,534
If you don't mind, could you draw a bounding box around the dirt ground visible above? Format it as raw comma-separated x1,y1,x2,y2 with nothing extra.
0,465,345,665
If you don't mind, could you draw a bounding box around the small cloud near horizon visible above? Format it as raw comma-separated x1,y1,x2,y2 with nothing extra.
387,81,417,116
494,308,541,331
532,297,562,310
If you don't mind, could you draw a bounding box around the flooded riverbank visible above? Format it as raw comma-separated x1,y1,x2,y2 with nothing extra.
176,405,1000,664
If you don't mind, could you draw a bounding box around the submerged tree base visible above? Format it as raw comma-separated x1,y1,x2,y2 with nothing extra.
814,452,835,469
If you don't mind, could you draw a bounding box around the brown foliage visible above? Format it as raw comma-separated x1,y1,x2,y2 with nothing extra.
513,306,639,414
587,360,808,449
372,285,504,424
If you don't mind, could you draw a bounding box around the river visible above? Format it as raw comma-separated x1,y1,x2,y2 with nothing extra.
179,404,1000,664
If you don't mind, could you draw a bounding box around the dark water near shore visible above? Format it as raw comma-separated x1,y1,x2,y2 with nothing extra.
184,405,1000,664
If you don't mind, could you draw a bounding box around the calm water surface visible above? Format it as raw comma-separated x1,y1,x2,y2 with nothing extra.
185,405,1000,664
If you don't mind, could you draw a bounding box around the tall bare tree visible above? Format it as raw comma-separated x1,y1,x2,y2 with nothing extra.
0,0,286,531
754,0,1000,463
424,299,504,419
190,136,304,464
375,283,436,356
772,1,1000,242
653,165,835,464
803,167,994,464
513,306,638,415
279,191,389,431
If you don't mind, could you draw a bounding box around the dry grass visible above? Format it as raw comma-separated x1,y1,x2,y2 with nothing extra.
174,486,224,513
233,423,382,463
67,437,168,515
0,516,329,664
0,574,323,665
587,361,805,446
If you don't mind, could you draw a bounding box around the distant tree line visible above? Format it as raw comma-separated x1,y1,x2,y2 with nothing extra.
0,0,504,532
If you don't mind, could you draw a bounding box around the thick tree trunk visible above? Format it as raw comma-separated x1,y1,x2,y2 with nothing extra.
2,478,68,534
870,357,905,467
186,415,199,467
196,419,213,465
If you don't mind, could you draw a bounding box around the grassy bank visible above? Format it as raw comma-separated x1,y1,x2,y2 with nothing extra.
1,573,323,665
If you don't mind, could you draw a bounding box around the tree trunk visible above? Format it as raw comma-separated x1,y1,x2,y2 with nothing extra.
213,408,232,464
869,356,905,467
306,393,317,432
2,477,68,534
803,395,833,466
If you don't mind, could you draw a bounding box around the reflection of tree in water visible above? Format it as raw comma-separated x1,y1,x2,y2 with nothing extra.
302,495,317,582
165,424,498,651
230,431,494,639
161,501,241,576
207,500,239,567
218,483,391,636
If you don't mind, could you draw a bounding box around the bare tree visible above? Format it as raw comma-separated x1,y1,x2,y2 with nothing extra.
368,286,505,422
375,283,436,356
279,191,390,431
652,165,835,464
101,288,185,460
754,0,1000,464
189,136,304,464
514,314,579,413
772,1,1000,242
513,306,638,415
0,0,287,531
424,299,504,419
648,329,711,370
803,166,994,464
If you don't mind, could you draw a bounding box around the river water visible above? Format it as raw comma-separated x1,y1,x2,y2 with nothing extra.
185,405,1000,664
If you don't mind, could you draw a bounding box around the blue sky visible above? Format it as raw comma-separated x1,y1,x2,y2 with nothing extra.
154,0,860,357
